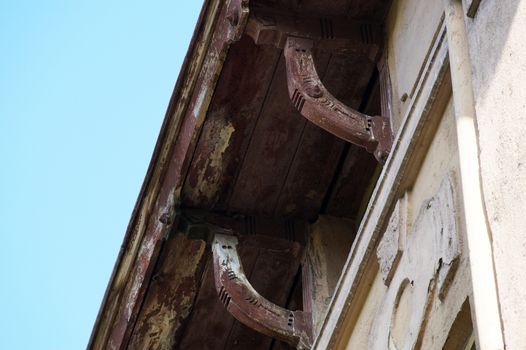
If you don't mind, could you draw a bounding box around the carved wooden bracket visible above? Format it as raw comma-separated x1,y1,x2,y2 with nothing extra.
212,234,313,349
284,37,392,162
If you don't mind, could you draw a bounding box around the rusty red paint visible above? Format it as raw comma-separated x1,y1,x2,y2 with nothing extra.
251,0,385,19
226,51,332,215
275,52,376,219
180,5,387,219
127,235,207,350
324,146,378,219
177,216,307,349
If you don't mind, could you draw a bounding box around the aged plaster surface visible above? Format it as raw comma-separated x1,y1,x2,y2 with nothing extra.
369,176,460,350
128,233,206,350
466,0,526,347
306,216,355,336
313,10,451,347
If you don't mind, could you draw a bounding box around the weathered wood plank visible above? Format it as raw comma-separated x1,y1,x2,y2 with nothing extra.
227,52,329,215
182,36,281,210
127,234,207,350
99,1,249,347
324,146,378,219
346,0,393,21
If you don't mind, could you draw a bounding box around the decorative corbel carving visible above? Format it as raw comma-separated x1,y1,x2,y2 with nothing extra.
370,176,461,349
284,37,392,162
212,234,313,349
242,7,392,162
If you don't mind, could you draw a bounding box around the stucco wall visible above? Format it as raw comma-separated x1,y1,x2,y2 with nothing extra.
316,1,526,348
339,1,476,347
465,1,526,348
343,95,473,349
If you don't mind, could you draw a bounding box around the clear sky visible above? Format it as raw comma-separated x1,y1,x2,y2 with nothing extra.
0,1,202,348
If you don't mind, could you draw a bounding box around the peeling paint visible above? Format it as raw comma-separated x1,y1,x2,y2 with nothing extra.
196,121,235,202
128,234,207,350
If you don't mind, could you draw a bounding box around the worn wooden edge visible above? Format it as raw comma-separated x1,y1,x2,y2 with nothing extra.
313,19,452,349
87,1,227,348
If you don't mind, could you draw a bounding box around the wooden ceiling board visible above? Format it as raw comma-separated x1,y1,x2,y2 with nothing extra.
253,0,374,18
226,52,329,215
182,36,281,210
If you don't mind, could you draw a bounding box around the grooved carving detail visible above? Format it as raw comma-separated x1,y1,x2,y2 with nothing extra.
284,37,392,162
212,234,313,349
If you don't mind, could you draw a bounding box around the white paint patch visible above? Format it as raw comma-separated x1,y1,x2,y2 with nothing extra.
193,89,207,119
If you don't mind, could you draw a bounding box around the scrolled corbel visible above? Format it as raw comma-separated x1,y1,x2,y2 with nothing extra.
284,37,392,162
212,234,313,349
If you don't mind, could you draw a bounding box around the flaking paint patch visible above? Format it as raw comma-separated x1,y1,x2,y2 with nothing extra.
196,121,235,201
128,235,206,350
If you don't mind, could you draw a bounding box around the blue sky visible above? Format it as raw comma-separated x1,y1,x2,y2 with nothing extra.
0,1,202,348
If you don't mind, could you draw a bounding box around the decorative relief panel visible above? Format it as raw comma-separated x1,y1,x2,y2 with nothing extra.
370,176,461,349
376,194,409,286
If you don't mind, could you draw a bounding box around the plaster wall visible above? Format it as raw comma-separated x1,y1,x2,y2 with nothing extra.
344,270,386,350
414,100,472,349
338,0,478,347
316,1,526,348
343,97,473,349
464,1,526,348
386,0,444,130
